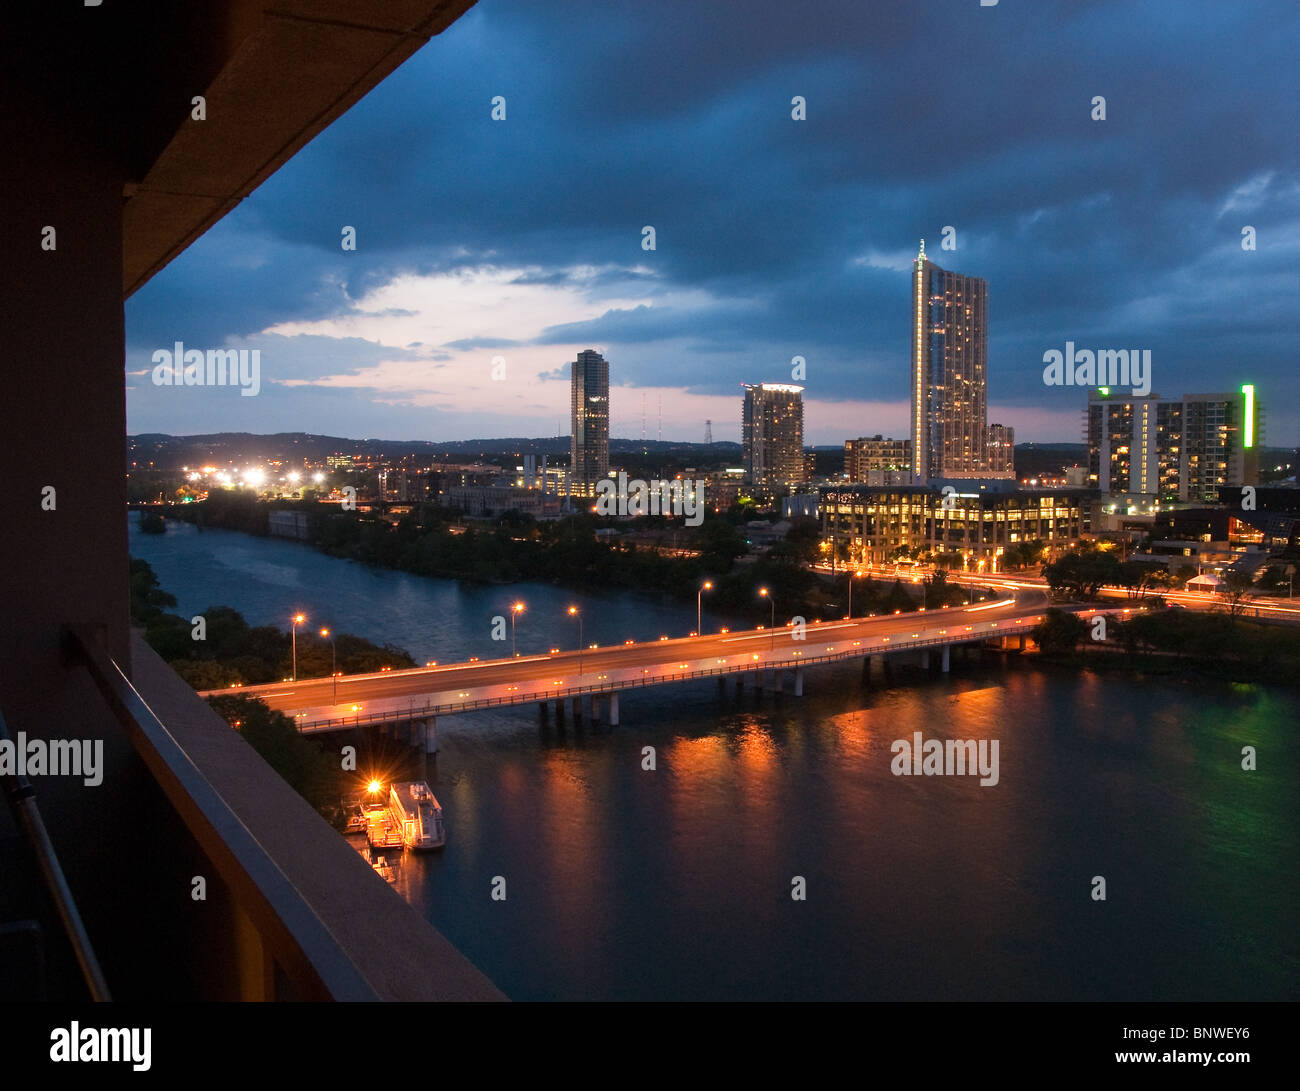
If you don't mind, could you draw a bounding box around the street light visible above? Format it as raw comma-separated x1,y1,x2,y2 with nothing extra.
290,613,306,681
568,605,583,676
320,627,336,702
848,569,864,619
511,601,525,657
758,587,774,650
697,580,713,635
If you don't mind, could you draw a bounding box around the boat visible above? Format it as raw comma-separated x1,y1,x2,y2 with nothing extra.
343,802,368,835
364,805,404,851
387,780,446,850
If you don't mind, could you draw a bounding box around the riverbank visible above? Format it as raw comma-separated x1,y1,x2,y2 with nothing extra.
1031,606,1300,686
152,493,978,625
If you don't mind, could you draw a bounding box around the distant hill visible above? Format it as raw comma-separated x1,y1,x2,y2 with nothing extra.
127,432,742,469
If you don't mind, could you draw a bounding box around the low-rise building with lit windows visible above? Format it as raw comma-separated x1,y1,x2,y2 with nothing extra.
820,484,1087,571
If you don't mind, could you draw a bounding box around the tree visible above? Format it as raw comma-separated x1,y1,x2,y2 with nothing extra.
698,517,747,570
1032,608,1088,654
1004,538,1044,570
1117,560,1163,600
1256,563,1294,597
923,568,966,608
782,517,822,564
1043,549,1122,600
129,557,178,623
1220,569,1256,620
171,658,236,690
206,695,338,811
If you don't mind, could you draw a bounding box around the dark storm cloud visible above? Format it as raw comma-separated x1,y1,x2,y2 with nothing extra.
127,0,1300,440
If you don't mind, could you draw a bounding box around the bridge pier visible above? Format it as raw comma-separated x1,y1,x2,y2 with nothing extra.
609,692,619,726
572,696,582,720
793,668,803,698
941,645,950,673
920,649,930,670
1018,634,1027,652
416,717,437,779
861,656,871,685
591,696,600,724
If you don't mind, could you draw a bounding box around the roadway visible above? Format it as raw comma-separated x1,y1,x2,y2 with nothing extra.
827,563,1300,622
210,589,1077,730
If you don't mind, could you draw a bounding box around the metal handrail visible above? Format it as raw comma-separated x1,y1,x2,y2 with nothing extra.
295,614,1053,731
68,627,379,1001
0,709,111,1001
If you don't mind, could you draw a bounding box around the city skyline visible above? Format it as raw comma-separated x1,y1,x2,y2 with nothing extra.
9,0,1298,1024
120,0,1300,446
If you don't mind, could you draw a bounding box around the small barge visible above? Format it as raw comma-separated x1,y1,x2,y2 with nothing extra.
387,781,446,851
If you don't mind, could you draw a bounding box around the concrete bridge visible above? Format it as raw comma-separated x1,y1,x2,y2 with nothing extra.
210,593,1129,752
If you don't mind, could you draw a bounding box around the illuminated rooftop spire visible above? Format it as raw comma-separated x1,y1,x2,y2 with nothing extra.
917,238,926,263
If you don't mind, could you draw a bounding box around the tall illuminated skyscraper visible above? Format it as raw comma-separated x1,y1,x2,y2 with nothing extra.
570,349,609,497
911,240,989,481
743,383,806,487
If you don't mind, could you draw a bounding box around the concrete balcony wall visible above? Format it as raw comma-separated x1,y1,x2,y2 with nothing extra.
0,0,490,1000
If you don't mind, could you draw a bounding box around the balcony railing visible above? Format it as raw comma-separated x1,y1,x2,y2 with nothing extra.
67,628,503,1002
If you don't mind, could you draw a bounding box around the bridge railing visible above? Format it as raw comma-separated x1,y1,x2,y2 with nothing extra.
296,614,1048,732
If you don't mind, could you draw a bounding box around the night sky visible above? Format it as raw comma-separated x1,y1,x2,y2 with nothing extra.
125,0,1300,447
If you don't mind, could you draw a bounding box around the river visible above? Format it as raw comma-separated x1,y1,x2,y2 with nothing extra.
129,514,1300,1000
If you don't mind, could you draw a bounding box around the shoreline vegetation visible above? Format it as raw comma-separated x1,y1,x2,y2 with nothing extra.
150,492,978,624
1030,605,1300,686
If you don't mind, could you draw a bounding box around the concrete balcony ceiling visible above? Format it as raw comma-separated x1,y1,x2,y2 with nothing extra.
122,0,477,297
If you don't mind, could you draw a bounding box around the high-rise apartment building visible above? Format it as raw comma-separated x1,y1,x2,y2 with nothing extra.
569,349,609,497
986,423,1015,477
1086,387,1259,502
743,383,806,487
844,435,911,481
911,240,989,481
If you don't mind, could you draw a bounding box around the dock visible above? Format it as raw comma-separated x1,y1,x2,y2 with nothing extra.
364,806,404,851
